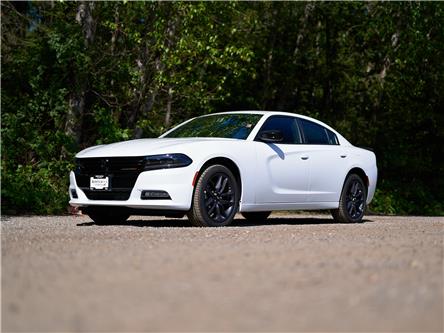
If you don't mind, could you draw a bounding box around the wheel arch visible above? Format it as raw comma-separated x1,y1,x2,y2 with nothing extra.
346,167,369,189
197,157,242,198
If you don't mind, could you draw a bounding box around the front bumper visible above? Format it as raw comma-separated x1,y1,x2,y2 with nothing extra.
69,167,195,211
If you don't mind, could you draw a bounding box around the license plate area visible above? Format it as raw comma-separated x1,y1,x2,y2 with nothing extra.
90,176,109,190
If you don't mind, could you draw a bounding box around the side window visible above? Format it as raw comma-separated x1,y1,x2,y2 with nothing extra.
299,118,336,145
256,116,302,144
326,128,339,145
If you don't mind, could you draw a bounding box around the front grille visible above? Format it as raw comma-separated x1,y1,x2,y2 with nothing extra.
75,157,145,201
82,190,132,201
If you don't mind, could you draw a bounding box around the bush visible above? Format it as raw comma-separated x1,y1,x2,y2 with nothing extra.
1,160,73,215
369,181,443,216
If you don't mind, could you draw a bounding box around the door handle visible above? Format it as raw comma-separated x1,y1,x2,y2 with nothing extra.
340,155,347,158
301,155,309,160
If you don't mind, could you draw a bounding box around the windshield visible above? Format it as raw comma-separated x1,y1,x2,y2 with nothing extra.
163,113,263,140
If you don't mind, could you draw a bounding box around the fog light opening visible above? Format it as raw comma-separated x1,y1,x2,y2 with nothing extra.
70,189,78,199
141,190,171,200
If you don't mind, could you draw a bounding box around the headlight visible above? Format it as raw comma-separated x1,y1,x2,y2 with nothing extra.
143,154,192,171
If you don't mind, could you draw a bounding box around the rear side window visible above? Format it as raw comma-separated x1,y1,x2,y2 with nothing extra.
256,116,302,144
299,118,338,145
326,129,339,145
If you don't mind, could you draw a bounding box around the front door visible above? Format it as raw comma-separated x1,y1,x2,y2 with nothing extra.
254,115,310,203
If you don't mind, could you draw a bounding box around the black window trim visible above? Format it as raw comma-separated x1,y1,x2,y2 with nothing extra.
254,115,340,146
296,117,340,146
254,115,303,145
325,128,340,145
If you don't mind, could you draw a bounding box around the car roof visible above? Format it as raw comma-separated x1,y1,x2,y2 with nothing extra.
212,110,287,116
209,110,329,128
206,110,351,146
210,110,322,122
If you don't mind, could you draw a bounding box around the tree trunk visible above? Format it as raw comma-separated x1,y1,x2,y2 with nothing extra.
262,4,277,109
75,1,96,47
130,45,160,137
65,93,85,145
63,1,95,153
164,88,173,128
133,93,156,139
323,12,335,116
163,10,177,128
293,3,315,60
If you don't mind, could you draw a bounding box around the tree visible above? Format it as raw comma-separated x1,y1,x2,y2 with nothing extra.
1,1,443,214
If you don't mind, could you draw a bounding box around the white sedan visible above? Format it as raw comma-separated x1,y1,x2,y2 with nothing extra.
69,111,377,226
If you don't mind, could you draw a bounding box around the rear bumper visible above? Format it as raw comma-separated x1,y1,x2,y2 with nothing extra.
366,164,378,204
69,167,195,211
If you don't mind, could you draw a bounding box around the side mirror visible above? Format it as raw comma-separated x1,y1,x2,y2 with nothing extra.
258,130,284,143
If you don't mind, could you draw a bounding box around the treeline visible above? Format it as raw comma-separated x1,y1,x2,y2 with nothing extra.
1,1,443,215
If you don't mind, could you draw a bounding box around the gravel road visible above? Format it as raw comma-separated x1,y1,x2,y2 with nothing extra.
2,214,443,332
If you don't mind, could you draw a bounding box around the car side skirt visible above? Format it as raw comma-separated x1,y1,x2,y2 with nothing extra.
240,202,339,212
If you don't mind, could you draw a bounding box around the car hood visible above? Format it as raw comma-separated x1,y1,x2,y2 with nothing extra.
76,138,241,158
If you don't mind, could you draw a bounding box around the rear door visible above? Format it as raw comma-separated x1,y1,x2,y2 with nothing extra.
297,118,348,202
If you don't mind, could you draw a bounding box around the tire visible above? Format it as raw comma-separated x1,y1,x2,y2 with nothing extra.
188,164,239,227
87,209,130,225
241,211,271,223
331,174,367,223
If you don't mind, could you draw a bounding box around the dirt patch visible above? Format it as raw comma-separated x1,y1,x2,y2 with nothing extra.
2,214,443,331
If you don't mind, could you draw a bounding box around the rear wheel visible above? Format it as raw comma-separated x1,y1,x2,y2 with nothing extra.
188,165,239,227
87,208,130,225
331,174,367,223
241,211,271,223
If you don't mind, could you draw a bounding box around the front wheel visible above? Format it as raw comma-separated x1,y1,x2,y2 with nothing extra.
331,174,367,223
188,165,239,227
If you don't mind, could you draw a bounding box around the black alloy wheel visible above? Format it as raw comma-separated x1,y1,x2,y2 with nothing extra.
346,179,365,219
188,165,239,227
331,174,367,223
204,173,236,222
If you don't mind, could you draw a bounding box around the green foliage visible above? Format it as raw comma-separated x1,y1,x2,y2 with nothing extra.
370,181,444,216
92,106,132,144
1,160,73,215
1,1,443,215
